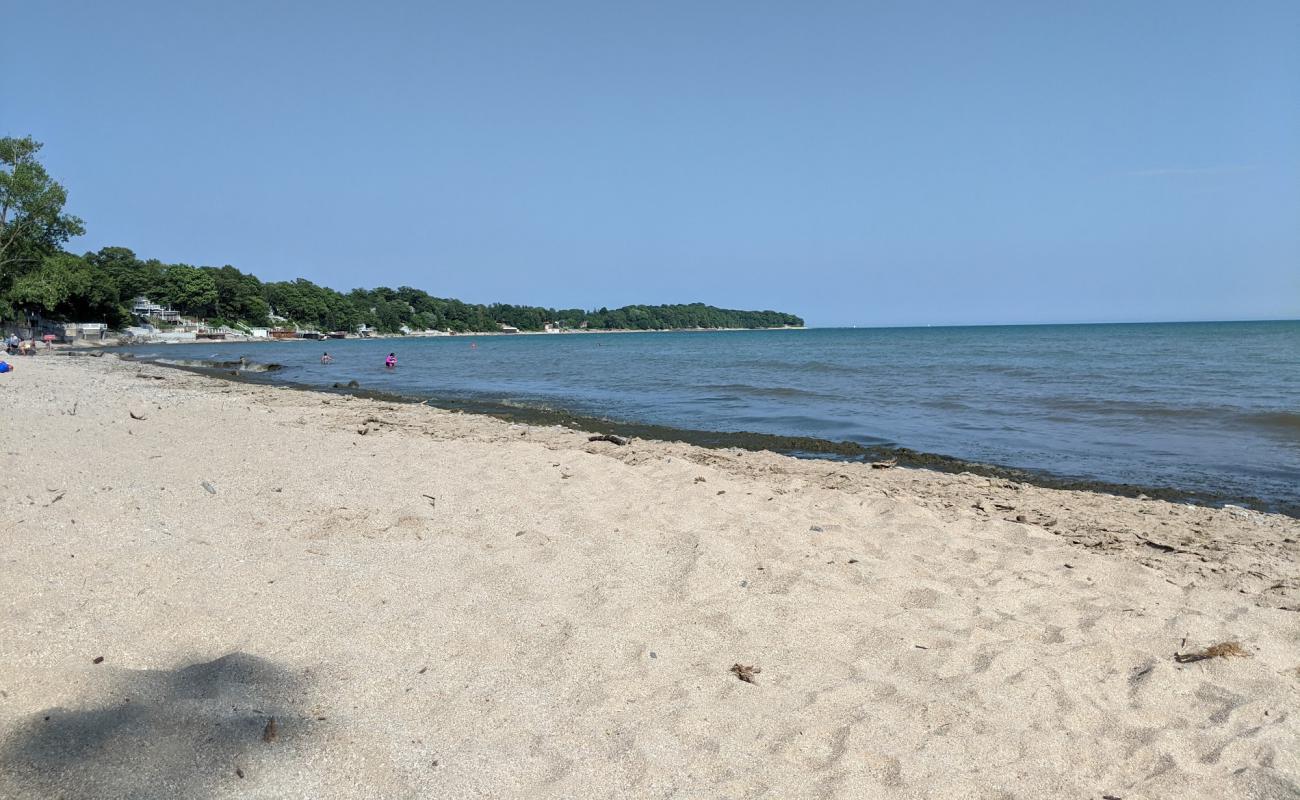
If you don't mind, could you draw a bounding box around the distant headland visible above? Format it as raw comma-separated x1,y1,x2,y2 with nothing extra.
0,135,803,338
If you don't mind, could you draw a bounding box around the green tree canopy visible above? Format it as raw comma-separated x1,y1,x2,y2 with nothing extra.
8,252,124,325
85,247,161,301
0,133,804,333
158,264,218,317
210,265,269,324
0,137,85,279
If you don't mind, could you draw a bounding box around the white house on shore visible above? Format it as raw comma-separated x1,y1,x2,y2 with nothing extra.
131,296,181,322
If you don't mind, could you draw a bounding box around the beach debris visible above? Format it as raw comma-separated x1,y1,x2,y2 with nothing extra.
1129,661,1156,685
870,457,897,469
235,767,245,779
694,476,707,483
201,481,217,495
1174,641,1249,664
1137,536,1189,555
809,525,824,532
649,651,657,659
588,434,630,446
262,716,278,743
730,663,761,684
92,656,104,664
128,410,147,420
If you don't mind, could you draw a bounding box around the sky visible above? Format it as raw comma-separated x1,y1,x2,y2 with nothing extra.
3,0,1298,327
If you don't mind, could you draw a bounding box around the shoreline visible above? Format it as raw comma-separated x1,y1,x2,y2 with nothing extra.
107,350,1300,518
70,325,809,348
3,353,1298,797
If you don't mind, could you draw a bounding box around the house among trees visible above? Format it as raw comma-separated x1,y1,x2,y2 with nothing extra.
131,296,181,323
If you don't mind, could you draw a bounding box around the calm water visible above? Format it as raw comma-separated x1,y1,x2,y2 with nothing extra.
127,321,1300,509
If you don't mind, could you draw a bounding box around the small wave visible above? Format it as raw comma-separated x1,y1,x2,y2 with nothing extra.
977,364,1041,378
497,397,552,411
1246,411,1300,436
697,383,834,400
152,357,282,373
732,359,860,375
922,399,972,412
1037,396,1226,422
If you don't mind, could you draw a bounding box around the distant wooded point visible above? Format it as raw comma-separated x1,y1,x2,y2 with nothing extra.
0,136,803,334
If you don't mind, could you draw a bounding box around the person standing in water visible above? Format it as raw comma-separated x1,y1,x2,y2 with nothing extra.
385,352,396,368
321,352,333,364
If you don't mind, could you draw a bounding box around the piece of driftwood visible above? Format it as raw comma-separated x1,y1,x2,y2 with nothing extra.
1174,641,1248,663
730,663,761,684
588,434,630,446
1138,537,1191,555
870,458,897,469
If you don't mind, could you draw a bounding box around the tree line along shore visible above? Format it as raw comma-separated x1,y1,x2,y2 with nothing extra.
0,135,803,335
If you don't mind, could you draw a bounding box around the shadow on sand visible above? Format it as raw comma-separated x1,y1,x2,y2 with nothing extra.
0,652,314,799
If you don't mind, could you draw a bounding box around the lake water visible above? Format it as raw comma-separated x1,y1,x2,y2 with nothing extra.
125,321,1300,511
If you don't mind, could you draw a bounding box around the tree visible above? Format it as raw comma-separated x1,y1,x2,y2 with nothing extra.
209,265,269,324
85,247,156,301
158,264,218,317
0,137,85,281
8,252,124,325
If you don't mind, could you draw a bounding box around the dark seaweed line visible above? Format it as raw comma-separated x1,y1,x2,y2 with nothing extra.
107,352,1300,519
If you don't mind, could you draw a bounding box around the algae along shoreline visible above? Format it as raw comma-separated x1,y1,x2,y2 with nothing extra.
104,351,1300,518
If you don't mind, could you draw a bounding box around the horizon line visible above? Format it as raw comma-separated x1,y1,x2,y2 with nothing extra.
812,317,1299,330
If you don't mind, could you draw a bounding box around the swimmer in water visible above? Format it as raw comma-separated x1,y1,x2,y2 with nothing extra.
321,352,333,365
385,352,396,368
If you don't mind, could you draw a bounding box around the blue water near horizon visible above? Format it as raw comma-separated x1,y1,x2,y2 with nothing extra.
125,320,1300,508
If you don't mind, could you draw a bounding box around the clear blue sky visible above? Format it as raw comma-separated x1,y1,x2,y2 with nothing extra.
4,1,1297,326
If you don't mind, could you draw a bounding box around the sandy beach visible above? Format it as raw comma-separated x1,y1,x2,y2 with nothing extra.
1,353,1297,799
